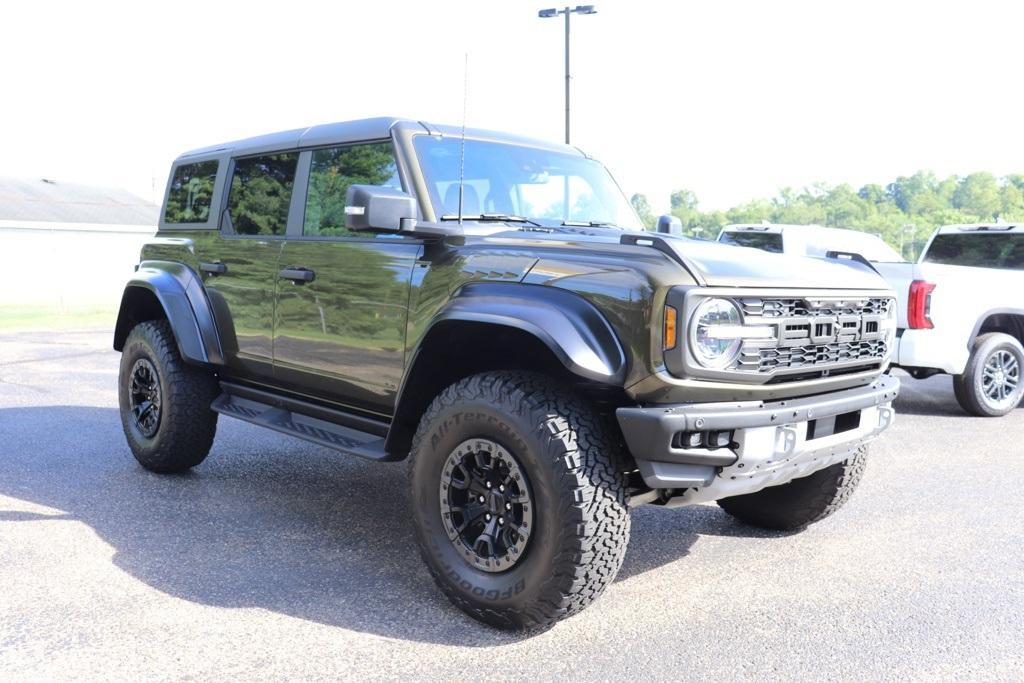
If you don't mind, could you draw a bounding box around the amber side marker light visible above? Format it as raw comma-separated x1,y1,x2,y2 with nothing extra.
664,305,678,349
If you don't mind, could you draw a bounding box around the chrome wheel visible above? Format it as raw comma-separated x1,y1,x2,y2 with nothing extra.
982,349,1021,408
439,438,533,573
128,358,162,438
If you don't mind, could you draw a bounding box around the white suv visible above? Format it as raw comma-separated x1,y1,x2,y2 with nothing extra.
874,223,1024,417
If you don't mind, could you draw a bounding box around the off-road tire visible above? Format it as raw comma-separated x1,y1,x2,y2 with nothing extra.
717,447,867,531
408,371,630,631
953,332,1024,417
118,320,219,473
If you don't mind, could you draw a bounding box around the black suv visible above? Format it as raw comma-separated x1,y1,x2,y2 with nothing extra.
114,117,899,630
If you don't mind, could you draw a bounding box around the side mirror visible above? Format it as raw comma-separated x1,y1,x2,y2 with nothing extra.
344,185,417,232
656,214,683,235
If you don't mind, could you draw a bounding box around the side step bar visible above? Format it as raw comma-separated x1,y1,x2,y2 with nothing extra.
211,383,394,462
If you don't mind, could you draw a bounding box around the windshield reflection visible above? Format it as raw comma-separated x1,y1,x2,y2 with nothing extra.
413,136,642,231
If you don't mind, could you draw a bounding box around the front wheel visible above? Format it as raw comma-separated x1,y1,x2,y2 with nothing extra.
408,371,630,631
717,448,867,531
953,332,1024,417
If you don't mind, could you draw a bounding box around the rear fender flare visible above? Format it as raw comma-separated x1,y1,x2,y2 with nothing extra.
113,261,224,366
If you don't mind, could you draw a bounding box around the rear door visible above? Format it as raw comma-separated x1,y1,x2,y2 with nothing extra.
196,152,299,382
273,140,422,416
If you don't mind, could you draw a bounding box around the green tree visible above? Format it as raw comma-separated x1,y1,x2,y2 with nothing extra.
630,193,655,230
953,172,1000,219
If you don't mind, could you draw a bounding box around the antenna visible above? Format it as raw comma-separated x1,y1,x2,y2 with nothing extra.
458,52,469,225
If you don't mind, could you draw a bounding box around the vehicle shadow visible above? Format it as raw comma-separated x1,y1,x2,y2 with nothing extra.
0,405,759,645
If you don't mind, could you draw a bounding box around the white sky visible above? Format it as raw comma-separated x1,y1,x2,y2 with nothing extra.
2,0,1022,213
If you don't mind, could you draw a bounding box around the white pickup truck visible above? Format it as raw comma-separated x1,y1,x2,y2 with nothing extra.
874,223,1024,417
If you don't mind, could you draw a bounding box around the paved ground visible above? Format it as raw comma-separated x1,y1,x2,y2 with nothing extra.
1,330,1022,681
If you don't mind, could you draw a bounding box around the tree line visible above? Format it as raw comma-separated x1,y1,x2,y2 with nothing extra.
631,171,1024,260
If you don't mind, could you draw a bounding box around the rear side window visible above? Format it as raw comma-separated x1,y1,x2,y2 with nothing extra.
303,142,401,237
163,160,218,224
719,231,783,253
227,153,300,236
924,234,1024,270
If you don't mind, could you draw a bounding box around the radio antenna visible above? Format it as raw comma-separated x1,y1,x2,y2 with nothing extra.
458,52,469,225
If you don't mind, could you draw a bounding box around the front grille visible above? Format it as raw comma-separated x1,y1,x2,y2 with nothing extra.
740,297,893,318
738,339,888,373
732,296,894,377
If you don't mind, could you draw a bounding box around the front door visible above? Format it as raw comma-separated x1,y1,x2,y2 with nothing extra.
272,140,421,416
197,151,300,383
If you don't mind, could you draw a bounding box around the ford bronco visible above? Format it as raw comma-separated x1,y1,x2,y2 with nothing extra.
114,117,900,630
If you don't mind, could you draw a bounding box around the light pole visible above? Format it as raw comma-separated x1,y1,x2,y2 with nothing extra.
538,5,597,144
900,223,915,260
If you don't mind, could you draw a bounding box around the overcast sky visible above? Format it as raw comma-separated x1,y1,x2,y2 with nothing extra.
3,0,1022,213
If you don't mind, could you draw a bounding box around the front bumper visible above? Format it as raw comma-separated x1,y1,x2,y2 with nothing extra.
616,374,900,506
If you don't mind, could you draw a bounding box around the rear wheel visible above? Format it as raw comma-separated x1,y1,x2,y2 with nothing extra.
953,333,1024,417
118,320,219,473
408,371,630,631
717,448,867,531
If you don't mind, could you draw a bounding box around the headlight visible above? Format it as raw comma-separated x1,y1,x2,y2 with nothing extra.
689,298,744,368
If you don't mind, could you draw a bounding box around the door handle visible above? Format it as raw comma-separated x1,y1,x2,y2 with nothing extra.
200,262,227,276
279,267,316,284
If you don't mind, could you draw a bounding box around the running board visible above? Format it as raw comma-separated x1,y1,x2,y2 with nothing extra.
211,391,392,462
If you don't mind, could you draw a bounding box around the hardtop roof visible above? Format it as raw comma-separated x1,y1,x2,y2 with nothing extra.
176,117,579,162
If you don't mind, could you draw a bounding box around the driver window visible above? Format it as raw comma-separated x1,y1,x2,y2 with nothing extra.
303,142,401,237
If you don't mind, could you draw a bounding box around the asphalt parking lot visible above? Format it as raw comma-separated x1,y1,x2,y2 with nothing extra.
1,329,1022,681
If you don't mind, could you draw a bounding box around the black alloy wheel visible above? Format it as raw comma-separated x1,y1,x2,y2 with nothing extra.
128,357,162,438
439,438,533,573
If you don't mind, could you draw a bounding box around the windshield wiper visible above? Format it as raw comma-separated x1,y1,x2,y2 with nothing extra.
561,220,620,229
440,213,543,227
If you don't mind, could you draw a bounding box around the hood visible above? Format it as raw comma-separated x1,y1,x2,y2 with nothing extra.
661,236,891,290
475,226,891,291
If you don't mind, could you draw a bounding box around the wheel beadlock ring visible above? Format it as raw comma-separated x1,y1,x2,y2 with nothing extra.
128,357,162,438
439,438,534,573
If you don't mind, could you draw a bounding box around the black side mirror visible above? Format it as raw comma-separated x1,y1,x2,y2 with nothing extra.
344,185,417,232
656,214,683,235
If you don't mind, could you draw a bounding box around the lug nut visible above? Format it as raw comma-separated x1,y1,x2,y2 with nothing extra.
498,518,504,525
505,502,512,510
486,481,492,489
499,484,505,492
478,496,485,503
485,514,492,521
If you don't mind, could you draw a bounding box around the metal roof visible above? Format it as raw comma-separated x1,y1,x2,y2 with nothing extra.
0,177,158,226
177,116,576,161
935,223,1022,233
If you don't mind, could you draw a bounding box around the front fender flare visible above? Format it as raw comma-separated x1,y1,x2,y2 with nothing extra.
429,282,627,384
113,261,224,366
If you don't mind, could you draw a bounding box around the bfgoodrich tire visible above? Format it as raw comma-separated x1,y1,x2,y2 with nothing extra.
717,447,867,531
953,332,1024,417
408,371,630,631
118,320,219,473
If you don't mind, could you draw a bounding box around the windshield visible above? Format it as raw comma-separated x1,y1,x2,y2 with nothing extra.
413,136,642,230
719,230,783,253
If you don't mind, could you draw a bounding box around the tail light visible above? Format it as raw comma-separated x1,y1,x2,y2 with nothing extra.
907,280,935,329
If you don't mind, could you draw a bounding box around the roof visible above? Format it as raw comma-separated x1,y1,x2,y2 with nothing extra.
0,177,158,226
178,116,575,161
935,223,1023,234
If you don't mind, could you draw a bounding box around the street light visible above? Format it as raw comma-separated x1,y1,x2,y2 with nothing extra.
538,5,597,144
